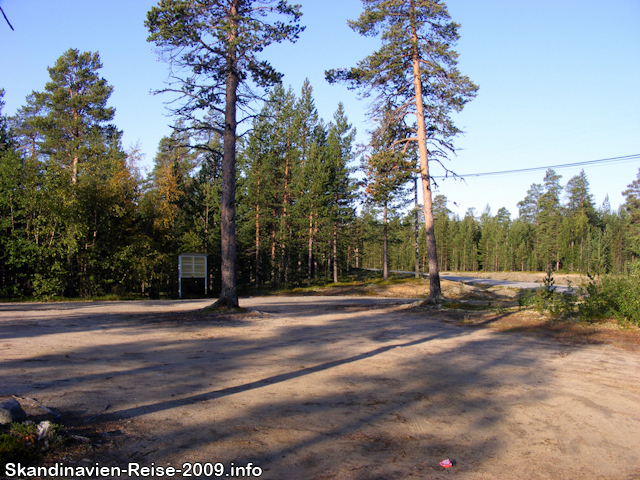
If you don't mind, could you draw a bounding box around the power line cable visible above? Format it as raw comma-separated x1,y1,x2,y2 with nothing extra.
432,153,640,179
1,6,14,31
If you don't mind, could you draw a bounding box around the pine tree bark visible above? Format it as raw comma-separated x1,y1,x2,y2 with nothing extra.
254,177,260,288
313,220,319,280
410,0,442,301
215,2,239,308
307,210,313,286
383,202,388,281
281,150,291,286
270,208,277,287
333,221,338,283
414,172,420,278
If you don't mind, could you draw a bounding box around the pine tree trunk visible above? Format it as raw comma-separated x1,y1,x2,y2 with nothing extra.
71,98,79,185
254,180,260,288
215,2,239,308
383,202,388,281
205,199,211,293
410,1,441,301
313,226,318,280
307,210,313,286
315,220,320,279
281,151,290,286
414,172,420,278
279,233,285,284
329,243,333,279
333,221,338,283
580,231,584,272
270,211,277,287
285,226,291,286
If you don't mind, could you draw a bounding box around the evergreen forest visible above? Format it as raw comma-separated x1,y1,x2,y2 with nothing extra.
1,46,638,300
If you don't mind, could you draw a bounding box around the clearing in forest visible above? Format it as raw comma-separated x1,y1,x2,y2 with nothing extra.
1,293,639,479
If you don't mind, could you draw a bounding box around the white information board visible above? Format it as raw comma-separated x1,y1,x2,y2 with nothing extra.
178,253,208,298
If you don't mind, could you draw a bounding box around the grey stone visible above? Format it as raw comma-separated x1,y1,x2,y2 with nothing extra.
0,398,27,424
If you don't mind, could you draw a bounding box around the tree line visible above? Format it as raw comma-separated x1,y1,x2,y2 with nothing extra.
361,168,640,276
0,50,637,299
0,52,359,298
2,0,636,300
143,0,478,304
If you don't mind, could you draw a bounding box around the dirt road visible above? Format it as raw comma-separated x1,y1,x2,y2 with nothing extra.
365,268,577,292
439,275,574,293
1,298,639,479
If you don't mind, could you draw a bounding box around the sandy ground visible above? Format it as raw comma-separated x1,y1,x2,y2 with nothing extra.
1,297,639,480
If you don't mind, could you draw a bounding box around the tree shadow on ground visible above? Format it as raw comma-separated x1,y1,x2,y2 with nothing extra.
1,297,638,479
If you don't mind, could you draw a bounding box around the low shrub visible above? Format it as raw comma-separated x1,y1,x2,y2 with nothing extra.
9,422,38,444
519,265,578,317
0,421,65,470
0,433,37,470
521,262,640,327
579,268,640,326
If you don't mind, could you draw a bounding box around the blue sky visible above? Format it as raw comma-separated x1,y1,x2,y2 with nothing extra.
1,0,638,218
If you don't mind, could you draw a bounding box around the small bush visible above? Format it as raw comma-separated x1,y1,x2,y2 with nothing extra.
520,265,578,316
0,433,37,470
519,264,640,326
9,422,38,444
579,268,640,326
32,272,65,299
0,421,66,470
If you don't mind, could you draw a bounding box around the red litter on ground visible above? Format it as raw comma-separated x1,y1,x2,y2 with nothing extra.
440,459,453,468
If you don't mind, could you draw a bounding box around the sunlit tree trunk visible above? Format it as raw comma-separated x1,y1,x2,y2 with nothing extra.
414,172,420,278
410,1,441,300
383,201,388,281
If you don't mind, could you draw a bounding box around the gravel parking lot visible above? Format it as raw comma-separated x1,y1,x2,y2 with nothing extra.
1,297,639,479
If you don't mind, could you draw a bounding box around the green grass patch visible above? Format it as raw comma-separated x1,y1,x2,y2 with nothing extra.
443,301,492,311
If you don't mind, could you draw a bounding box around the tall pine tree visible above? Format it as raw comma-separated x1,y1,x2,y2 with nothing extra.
326,0,478,300
325,103,356,283
146,0,304,307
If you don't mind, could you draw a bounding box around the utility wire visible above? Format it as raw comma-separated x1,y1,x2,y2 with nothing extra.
1,6,14,31
432,153,640,179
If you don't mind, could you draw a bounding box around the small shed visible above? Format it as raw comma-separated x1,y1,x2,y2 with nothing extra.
178,253,208,298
